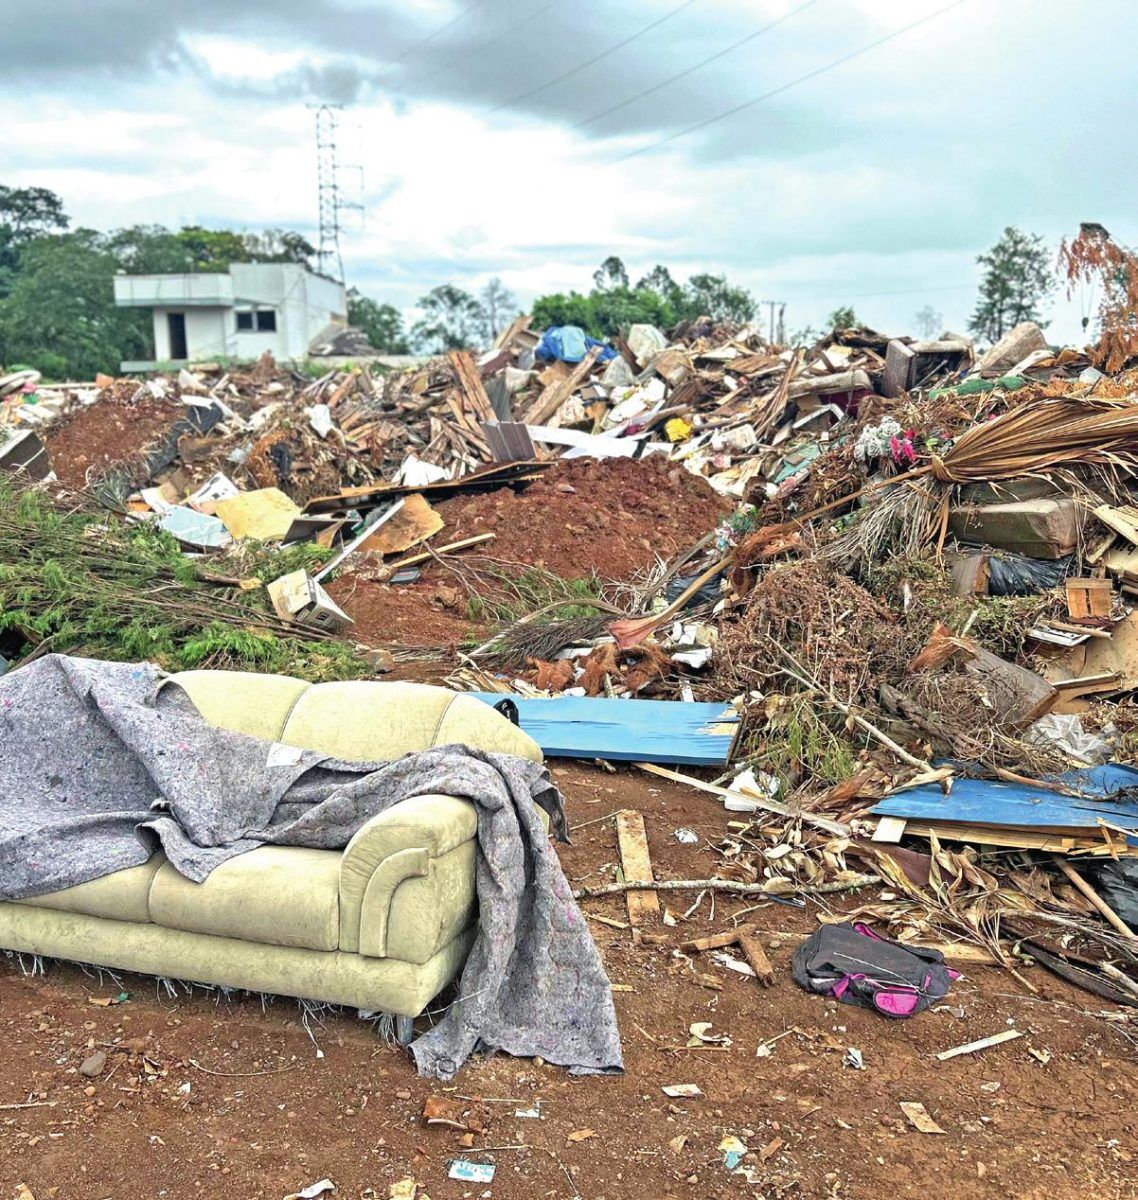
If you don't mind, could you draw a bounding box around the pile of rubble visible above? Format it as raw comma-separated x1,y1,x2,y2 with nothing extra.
8,311,1138,1005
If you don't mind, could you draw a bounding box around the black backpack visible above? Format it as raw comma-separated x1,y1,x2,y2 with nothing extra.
792,921,959,1017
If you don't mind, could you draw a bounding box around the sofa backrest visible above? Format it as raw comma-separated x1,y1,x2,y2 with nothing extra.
169,671,543,764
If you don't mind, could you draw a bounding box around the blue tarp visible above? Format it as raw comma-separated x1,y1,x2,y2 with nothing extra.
534,325,618,365
873,763,1138,840
469,693,740,766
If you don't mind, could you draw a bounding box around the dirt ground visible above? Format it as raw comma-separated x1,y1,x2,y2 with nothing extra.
2,759,1136,1200
44,398,183,490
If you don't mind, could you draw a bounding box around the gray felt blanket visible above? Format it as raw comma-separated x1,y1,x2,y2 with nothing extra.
0,655,622,1079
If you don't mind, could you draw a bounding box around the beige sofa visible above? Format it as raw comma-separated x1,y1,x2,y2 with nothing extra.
0,670,542,1041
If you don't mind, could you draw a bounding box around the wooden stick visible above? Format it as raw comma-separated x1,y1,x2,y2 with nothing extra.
737,931,775,987
935,1029,1023,1061
388,532,495,569
772,650,936,774
678,930,741,953
635,762,849,837
572,874,877,900
1053,856,1137,940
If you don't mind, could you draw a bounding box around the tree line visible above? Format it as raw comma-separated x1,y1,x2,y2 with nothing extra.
0,182,1117,379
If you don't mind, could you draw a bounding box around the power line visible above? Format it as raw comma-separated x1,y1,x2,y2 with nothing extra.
487,0,701,116
573,0,820,131
609,0,968,164
402,0,561,90
783,282,973,302
386,0,487,69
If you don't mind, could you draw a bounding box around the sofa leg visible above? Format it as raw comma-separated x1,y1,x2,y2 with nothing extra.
394,1014,414,1047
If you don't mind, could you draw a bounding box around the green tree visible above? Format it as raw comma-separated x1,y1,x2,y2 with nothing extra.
0,230,147,378
826,305,859,330
410,284,486,352
636,264,683,307
682,273,756,324
0,185,69,295
346,289,409,353
968,226,1055,342
592,255,629,291
480,276,516,341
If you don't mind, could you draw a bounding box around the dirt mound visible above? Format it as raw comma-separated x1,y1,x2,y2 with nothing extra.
436,456,730,582
327,576,486,649
45,397,182,489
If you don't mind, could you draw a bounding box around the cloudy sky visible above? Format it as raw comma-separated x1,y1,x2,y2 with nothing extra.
4,0,1135,342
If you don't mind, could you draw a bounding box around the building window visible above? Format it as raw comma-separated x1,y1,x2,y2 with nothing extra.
255,310,277,332
235,310,254,331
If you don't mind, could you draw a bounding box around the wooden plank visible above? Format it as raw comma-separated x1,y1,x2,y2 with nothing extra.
466,694,741,767
449,350,494,421
522,345,602,425
615,810,658,925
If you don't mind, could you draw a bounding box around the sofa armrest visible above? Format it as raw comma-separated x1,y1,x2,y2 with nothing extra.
339,794,478,954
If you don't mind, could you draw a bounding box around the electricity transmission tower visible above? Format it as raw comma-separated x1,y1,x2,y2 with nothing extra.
311,104,362,282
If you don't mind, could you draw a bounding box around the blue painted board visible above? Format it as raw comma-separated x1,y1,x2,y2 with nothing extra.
469,693,740,766
874,763,1138,833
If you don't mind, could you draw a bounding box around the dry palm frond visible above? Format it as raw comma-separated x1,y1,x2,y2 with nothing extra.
931,395,1138,483
819,484,940,575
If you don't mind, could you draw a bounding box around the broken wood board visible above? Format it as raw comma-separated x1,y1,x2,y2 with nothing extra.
522,345,602,425
1095,503,1138,547
1041,609,1138,692
360,494,443,555
615,809,658,925
449,350,494,421
466,695,741,766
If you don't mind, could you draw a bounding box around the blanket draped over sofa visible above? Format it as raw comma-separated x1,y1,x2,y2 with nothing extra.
0,655,622,1079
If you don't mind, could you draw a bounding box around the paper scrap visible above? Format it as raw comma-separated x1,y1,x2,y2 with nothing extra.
662,1083,702,1098
447,1161,495,1183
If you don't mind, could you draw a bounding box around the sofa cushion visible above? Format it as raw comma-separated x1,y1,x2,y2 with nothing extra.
149,846,340,952
280,681,542,763
169,670,311,742
16,858,165,924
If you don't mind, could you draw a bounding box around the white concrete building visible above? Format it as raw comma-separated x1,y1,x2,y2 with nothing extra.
113,262,347,370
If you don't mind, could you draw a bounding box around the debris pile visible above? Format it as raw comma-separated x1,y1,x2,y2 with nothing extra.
8,312,1138,1009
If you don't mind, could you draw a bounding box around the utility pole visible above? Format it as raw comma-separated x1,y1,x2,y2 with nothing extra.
764,299,787,346
310,104,363,282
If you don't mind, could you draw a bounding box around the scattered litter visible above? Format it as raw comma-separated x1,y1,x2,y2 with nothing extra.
662,1083,703,1098
843,1047,865,1070
935,1029,1023,1061
447,1161,495,1183
673,827,699,844
719,1134,748,1170
900,1102,946,1135
284,1180,335,1200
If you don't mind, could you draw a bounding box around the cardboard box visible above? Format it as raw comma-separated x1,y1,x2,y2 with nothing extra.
267,570,353,633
